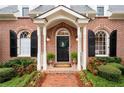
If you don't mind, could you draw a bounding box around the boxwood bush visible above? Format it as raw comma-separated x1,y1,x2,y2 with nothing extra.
107,63,124,75
1,58,34,68
97,65,121,82
0,68,16,83
96,57,121,64
0,58,36,76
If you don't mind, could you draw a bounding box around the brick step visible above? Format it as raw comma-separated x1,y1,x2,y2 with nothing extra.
54,63,71,68
45,70,77,74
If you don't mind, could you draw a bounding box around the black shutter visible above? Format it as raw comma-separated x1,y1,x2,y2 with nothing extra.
88,30,95,57
31,31,37,57
10,30,17,57
110,30,117,56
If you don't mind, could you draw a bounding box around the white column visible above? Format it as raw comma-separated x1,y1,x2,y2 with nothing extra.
80,28,83,66
83,26,87,70
43,26,47,70
77,26,81,71
37,26,41,71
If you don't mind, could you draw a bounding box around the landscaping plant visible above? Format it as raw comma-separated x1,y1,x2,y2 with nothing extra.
96,57,121,64
71,52,77,64
107,63,124,74
0,58,36,76
0,68,16,83
47,53,55,64
79,71,93,87
97,65,122,82
87,57,104,75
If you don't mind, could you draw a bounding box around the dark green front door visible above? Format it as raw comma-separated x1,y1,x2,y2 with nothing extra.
57,36,69,62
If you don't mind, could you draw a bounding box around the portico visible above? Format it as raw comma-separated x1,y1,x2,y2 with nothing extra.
33,5,89,71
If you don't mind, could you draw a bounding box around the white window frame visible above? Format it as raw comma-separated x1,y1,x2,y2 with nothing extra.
17,31,31,57
95,30,109,57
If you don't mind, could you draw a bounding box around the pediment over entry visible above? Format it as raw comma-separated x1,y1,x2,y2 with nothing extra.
35,5,90,19
33,5,90,27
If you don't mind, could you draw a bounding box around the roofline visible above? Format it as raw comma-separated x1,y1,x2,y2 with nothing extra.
34,5,91,19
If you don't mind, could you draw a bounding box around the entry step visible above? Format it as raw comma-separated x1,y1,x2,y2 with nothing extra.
54,63,71,68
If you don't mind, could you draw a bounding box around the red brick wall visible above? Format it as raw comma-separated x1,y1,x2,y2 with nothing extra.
87,17,124,61
47,22,77,62
0,17,124,63
0,17,37,63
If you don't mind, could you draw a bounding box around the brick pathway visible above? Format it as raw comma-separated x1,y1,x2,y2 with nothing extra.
41,73,83,87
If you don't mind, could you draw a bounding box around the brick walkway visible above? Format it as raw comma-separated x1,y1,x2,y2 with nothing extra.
41,73,83,87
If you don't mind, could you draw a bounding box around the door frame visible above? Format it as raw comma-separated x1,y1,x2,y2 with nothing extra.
55,28,71,63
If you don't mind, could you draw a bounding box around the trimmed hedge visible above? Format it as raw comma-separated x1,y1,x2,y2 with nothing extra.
0,68,16,83
97,65,121,82
107,63,124,75
96,57,121,64
1,58,35,68
0,58,36,76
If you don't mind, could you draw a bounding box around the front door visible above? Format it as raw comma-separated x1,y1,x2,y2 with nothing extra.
57,36,69,62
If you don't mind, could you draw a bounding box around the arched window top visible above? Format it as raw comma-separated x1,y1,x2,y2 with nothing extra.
96,31,106,38
95,30,109,36
19,31,30,38
56,28,70,36
95,30,109,56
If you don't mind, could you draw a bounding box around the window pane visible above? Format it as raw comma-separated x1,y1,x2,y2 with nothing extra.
97,7,104,16
22,7,29,16
95,31,106,55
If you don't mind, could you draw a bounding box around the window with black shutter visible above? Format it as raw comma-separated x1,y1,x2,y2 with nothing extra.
95,31,107,55
31,31,37,57
10,30,17,57
110,30,117,56
88,30,95,57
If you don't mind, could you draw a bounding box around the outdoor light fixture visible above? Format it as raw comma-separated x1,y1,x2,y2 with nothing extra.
47,36,50,42
76,38,78,41
75,35,78,41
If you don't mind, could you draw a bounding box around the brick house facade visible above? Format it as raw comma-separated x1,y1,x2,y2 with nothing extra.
0,5,124,71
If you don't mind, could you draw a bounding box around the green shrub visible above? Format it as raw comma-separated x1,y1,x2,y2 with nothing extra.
17,71,37,87
107,63,124,75
97,65,121,82
71,52,77,61
0,58,36,76
47,53,55,62
0,68,16,83
1,58,34,68
96,57,121,64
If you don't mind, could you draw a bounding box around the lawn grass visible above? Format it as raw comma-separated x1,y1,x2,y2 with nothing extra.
0,71,37,87
86,71,124,87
